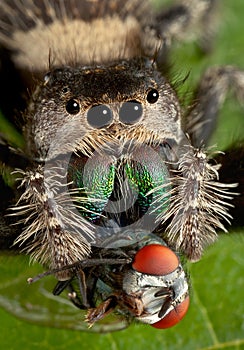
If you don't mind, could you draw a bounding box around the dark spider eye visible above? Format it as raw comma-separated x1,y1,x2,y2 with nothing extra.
119,100,143,124
66,99,80,115
87,105,113,128
147,89,159,104
62,87,69,94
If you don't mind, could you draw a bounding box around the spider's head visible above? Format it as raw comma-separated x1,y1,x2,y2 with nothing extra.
24,58,182,162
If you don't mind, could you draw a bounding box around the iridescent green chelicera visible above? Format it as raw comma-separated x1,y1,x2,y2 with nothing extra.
68,147,171,224
68,153,116,222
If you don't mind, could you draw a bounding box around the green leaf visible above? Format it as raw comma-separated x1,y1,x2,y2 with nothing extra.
0,111,24,148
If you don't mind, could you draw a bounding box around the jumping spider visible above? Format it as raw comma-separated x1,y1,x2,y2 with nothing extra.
0,0,243,332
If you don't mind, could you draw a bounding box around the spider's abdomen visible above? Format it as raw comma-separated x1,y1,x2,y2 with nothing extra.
0,0,157,72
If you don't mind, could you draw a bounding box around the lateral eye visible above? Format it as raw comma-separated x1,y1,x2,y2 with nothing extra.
147,89,159,104
66,99,80,115
119,100,143,124
87,104,113,128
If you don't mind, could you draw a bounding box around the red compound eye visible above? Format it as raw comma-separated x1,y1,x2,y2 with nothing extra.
132,244,179,275
151,296,190,329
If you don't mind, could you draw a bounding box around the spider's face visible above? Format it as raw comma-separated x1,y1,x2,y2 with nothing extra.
23,59,184,254
25,59,181,161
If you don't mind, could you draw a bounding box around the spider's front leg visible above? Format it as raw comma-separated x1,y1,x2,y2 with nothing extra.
164,65,244,260
12,162,92,281
161,143,235,262
183,66,244,224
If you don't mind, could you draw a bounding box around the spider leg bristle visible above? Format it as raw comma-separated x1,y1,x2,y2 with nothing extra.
163,146,237,261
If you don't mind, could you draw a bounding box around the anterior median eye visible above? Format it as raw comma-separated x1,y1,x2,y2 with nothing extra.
119,100,143,124
87,105,113,128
